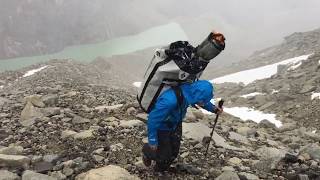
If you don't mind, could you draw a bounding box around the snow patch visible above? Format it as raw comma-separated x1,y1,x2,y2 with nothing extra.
224,107,282,128
287,61,302,70
271,89,279,94
312,130,317,134
0,85,3,89
212,54,311,85
318,60,320,65
133,82,142,88
240,92,264,98
23,65,49,77
311,92,320,100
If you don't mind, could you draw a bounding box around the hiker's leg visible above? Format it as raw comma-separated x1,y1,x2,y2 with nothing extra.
142,143,157,160
155,130,172,171
171,123,182,161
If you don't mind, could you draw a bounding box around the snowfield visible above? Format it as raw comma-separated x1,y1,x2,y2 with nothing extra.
240,92,265,98
212,54,312,85
23,66,49,77
311,92,320,100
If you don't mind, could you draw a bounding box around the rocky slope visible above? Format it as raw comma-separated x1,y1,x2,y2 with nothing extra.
1,54,320,180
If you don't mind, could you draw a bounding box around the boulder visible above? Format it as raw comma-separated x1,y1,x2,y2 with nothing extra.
300,143,320,160
0,170,20,180
42,94,58,106
215,171,240,180
20,102,43,125
24,95,45,108
94,104,123,113
61,130,77,139
237,127,256,137
42,107,61,117
227,157,242,166
299,84,316,94
74,130,94,140
183,122,243,151
22,170,57,180
75,165,140,180
254,147,286,172
135,113,147,123
119,120,144,128
0,145,24,155
0,154,30,169
258,120,276,129
229,132,249,144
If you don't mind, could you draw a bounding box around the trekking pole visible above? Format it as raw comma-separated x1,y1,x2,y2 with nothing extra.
204,99,224,157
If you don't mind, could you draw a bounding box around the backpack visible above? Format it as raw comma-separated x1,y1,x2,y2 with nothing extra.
137,36,224,113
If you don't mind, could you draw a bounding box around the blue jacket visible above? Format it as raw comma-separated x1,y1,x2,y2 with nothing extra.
147,80,216,146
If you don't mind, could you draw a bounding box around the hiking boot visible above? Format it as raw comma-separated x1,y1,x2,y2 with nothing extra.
142,155,152,167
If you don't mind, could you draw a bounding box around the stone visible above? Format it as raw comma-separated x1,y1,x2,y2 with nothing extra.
49,171,66,180
34,161,53,173
22,170,57,180
238,172,259,180
185,111,197,123
42,94,59,106
208,168,222,178
62,167,74,177
135,113,148,123
72,115,90,124
24,95,45,108
119,120,144,128
74,130,94,140
43,154,60,163
61,130,77,139
222,166,235,172
126,107,136,115
299,84,316,94
229,132,249,144
0,154,30,169
192,109,205,120
42,107,61,117
215,171,240,180
276,123,297,132
258,119,276,129
0,170,20,180
94,104,123,113
300,143,320,160
20,102,43,124
75,165,140,180
92,155,104,163
228,157,242,166
237,127,256,137
176,163,201,175
297,174,309,180
0,145,24,155
254,147,286,172
183,122,242,151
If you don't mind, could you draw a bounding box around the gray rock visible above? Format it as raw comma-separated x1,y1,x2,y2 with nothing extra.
0,170,20,180
49,171,66,180
24,95,45,108
299,84,316,94
227,157,242,166
22,170,57,180
215,171,240,180
94,104,123,113
0,145,24,155
237,127,256,137
61,130,77,139
258,119,276,129
176,163,201,175
238,172,259,180
300,143,320,160
119,120,144,128
92,155,104,163
34,161,53,173
229,132,249,144
254,147,286,172
126,107,137,115
110,143,124,152
183,122,243,151
74,130,94,140
297,174,309,180
72,115,90,124
20,102,43,125
75,165,140,180
42,94,58,106
43,154,60,163
42,107,61,117
62,167,74,177
0,154,30,169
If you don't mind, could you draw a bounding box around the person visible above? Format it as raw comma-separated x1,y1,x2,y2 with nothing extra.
142,80,223,172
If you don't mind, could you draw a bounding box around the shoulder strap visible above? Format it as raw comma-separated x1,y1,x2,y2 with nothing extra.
171,86,184,108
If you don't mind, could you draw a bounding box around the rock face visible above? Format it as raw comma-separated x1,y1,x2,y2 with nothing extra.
75,165,140,180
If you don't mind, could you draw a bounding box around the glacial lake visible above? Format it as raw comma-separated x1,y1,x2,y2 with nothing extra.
0,22,188,72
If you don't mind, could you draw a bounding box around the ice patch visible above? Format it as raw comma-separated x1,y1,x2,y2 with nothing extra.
224,107,282,128
133,82,142,88
23,65,49,77
311,92,320,100
240,92,264,98
212,54,311,85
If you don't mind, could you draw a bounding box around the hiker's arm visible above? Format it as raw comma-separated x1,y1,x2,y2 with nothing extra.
202,101,216,113
147,97,175,146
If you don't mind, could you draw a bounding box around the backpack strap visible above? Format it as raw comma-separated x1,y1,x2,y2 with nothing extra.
164,86,184,129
